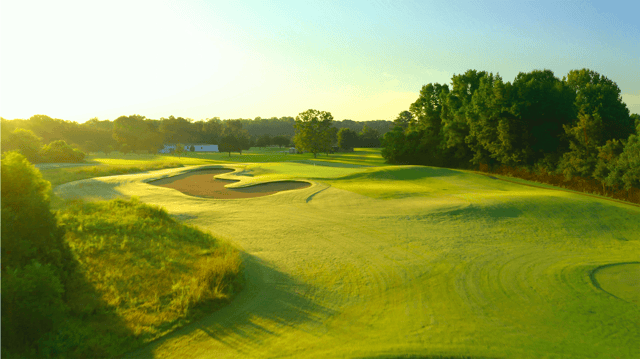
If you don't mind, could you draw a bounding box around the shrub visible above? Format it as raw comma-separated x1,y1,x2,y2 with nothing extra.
1,152,71,274
1,261,67,352
40,140,86,163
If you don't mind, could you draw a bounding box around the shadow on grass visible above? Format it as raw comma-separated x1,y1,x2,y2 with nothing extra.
290,159,371,168
120,253,336,358
336,166,463,181
2,232,137,358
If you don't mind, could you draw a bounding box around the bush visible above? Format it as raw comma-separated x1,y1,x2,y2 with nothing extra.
1,261,67,352
1,152,71,273
40,140,85,163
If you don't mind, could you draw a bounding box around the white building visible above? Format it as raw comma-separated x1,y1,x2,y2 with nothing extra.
159,144,219,153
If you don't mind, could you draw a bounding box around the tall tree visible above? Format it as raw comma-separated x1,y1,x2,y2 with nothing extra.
219,134,240,156
337,128,358,151
560,69,633,177
293,109,334,158
393,111,414,130
440,70,489,165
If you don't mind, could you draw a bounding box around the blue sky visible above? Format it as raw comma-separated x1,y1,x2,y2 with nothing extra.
1,0,638,123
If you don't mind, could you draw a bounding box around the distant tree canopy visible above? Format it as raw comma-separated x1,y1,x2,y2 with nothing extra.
293,109,334,158
2,114,391,160
381,67,639,194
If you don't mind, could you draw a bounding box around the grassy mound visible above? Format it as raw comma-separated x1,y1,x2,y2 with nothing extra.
51,197,242,358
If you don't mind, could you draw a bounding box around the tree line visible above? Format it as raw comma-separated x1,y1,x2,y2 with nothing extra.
381,68,640,199
1,114,393,161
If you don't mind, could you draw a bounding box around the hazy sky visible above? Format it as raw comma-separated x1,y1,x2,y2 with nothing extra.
1,0,639,123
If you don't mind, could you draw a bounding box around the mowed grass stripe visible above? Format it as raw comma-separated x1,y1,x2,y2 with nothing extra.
53,161,640,359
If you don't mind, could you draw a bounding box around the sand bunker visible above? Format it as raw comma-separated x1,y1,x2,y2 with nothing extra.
592,262,640,305
150,168,311,199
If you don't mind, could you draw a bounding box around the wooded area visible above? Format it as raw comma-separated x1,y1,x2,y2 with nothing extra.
382,68,640,201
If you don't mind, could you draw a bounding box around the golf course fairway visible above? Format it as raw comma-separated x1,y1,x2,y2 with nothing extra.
54,163,640,359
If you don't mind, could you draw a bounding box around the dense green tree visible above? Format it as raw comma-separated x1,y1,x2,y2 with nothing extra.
1,152,70,273
381,126,406,163
221,120,250,154
5,128,43,163
464,73,530,167
559,69,633,178
439,70,489,164
160,116,195,144
293,109,334,158
509,69,575,166
1,152,75,353
219,134,240,156
605,134,640,191
272,135,291,148
337,128,358,151
113,115,150,151
358,125,381,147
564,69,633,142
393,111,414,130
256,134,272,147
199,117,223,144
593,139,625,193
40,140,85,163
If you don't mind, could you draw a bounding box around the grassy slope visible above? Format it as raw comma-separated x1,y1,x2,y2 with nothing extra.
52,150,640,359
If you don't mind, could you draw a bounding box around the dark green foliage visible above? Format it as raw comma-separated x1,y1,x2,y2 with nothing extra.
509,69,575,164
113,115,164,153
1,152,71,274
631,113,640,134
564,69,633,142
594,139,625,192
337,128,358,151
4,128,43,163
219,134,240,156
272,135,291,148
1,261,67,351
40,140,86,163
1,152,75,355
393,110,414,130
380,67,639,200
256,134,272,147
358,125,381,147
606,135,640,191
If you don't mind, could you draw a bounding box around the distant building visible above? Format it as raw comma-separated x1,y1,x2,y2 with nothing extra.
289,147,302,154
159,144,219,153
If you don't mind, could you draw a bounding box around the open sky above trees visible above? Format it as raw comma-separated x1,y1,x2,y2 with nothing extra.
1,0,638,123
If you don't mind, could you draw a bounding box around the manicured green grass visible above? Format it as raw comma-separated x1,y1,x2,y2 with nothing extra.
49,197,242,358
41,148,384,189
54,157,640,359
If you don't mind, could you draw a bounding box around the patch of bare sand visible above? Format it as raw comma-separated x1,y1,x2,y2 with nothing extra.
149,169,310,199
